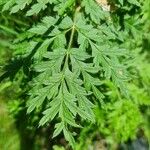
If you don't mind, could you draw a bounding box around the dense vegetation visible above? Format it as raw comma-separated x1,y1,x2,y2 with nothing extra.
0,0,149,149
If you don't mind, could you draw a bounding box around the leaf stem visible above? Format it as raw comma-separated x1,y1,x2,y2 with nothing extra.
67,24,75,49
62,7,81,72
67,6,81,49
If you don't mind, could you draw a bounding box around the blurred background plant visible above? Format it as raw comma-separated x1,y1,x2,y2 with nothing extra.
0,0,149,150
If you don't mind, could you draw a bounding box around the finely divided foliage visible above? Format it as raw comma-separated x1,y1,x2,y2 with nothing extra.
1,0,140,148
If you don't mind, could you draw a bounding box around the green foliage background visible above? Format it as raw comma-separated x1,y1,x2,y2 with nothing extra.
0,0,150,149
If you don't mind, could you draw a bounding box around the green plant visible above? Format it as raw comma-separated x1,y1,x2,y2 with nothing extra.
0,0,149,149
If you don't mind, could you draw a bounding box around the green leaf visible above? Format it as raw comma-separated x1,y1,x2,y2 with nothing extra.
58,0,75,15
2,0,15,11
26,2,47,16
128,0,141,6
27,87,48,113
39,96,61,126
82,0,105,23
28,16,57,35
64,92,78,116
70,48,91,61
92,85,105,106
63,128,75,148
1,0,134,147
77,107,95,122
53,33,67,48
59,16,73,29
10,0,32,13
118,0,124,5
53,122,64,138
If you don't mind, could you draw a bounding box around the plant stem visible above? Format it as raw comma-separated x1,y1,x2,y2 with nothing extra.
67,24,75,49
62,7,81,72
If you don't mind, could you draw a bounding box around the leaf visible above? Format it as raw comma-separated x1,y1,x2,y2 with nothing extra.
1,0,134,147
53,33,66,48
64,92,78,116
59,16,73,29
58,0,75,15
118,0,124,5
92,85,105,106
27,87,48,113
63,128,75,148
128,0,141,7
53,122,64,138
10,0,32,13
82,0,105,23
70,48,91,61
29,25,48,35
26,2,47,16
2,0,15,11
39,96,61,126
28,16,57,35
77,107,95,122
